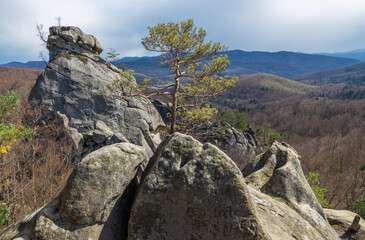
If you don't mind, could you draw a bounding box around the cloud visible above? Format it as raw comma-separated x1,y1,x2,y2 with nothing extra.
1,0,365,63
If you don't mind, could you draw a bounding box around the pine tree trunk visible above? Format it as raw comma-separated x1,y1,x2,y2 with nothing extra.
169,77,180,134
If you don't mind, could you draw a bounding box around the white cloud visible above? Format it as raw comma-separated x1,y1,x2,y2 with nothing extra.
1,0,365,63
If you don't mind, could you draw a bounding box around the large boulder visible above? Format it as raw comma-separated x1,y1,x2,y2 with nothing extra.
0,143,146,240
128,133,270,240
29,26,165,158
243,141,339,239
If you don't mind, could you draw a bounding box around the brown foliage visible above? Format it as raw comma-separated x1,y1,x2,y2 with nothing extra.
0,67,75,227
246,98,365,208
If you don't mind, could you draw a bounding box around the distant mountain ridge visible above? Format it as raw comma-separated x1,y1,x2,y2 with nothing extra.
122,50,359,82
117,56,150,62
318,49,365,61
1,50,359,79
292,61,365,86
0,61,47,69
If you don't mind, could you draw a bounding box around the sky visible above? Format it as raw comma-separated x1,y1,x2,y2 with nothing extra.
1,0,365,63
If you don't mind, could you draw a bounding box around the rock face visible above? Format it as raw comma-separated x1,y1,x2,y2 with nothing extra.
249,187,336,240
29,26,165,158
47,26,103,61
0,143,145,240
128,133,270,240
196,123,258,170
216,124,258,169
324,208,365,240
59,143,146,225
3,132,362,240
243,141,339,239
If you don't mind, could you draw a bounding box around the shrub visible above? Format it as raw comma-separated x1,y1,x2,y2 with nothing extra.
306,172,329,207
0,204,8,228
256,124,283,147
346,200,365,219
218,110,249,132
0,91,33,158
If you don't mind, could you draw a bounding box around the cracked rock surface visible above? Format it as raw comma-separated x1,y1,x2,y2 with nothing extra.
128,133,270,240
29,26,165,158
243,141,340,240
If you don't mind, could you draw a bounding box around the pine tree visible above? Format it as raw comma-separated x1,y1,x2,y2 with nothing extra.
107,18,237,133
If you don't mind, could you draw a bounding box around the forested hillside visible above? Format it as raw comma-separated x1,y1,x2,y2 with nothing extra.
213,73,315,111
245,98,364,208
0,67,74,225
211,72,364,210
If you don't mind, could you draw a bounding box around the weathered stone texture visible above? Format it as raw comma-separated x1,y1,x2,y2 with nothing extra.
244,141,339,239
29,26,165,158
128,133,270,240
0,143,145,240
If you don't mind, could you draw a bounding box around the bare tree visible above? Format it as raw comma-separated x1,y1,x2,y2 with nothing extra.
36,23,47,45
55,16,62,27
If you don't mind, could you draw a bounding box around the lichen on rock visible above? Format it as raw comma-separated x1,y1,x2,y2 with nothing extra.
29,26,165,159
128,132,270,240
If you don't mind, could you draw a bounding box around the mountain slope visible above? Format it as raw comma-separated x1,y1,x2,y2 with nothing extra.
213,73,316,111
292,62,365,86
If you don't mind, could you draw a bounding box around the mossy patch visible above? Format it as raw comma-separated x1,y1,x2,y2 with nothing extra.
73,55,88,64
58,52,72,60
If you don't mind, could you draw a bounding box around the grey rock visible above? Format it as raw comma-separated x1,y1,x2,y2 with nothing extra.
244,141,339,239
47,26,103,60
1,143,145,240
0,197,104,240
151,99,170,123
29,26,165,158
57,111,84,155
206,123,258,170
324,208,365,231
77,34,95,52
249,187,340,240
324,208,365,239
243,151,277,190
59,143,146,225
128,132,270,240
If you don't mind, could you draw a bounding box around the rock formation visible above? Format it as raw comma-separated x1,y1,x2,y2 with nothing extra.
213,124,258,170
128,133,270,240
47,26,103,61
29,26,165,158
1,26,364,240
192,123,258,170
243,141,340,239
2,132,365,240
